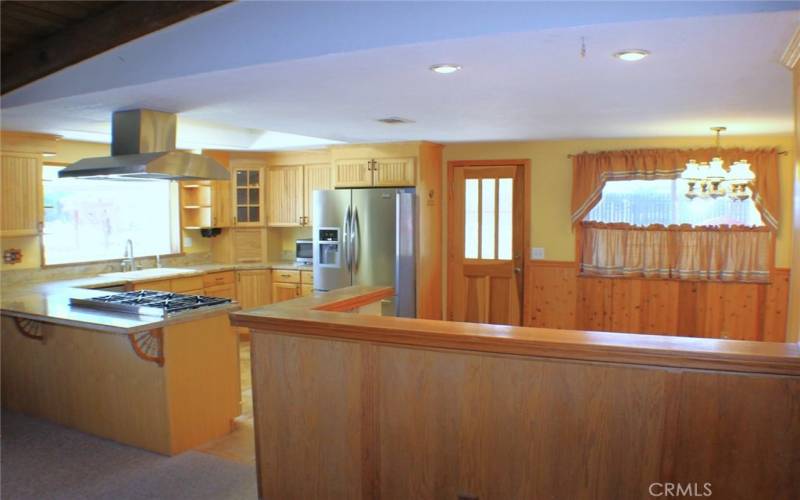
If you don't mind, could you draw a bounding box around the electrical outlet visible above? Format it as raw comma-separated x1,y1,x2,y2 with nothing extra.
530,247,545,260
183,236,193,248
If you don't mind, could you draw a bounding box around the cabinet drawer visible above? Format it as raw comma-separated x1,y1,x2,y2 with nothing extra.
203,271,234,288
204,283,237,300
300,270,314,285
171,276,205,293
272,269,300,284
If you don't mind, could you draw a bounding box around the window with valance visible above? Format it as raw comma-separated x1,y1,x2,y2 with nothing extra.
571,148,779,283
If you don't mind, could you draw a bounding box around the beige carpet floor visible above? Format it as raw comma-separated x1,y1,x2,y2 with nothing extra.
1,410,258,500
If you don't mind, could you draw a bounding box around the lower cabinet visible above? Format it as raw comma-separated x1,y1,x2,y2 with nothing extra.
236,270,272,309
271,268,314,302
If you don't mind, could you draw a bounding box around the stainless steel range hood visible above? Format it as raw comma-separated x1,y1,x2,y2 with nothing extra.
59,109,230,181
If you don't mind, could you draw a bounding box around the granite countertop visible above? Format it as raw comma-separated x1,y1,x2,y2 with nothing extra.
0,261,312,334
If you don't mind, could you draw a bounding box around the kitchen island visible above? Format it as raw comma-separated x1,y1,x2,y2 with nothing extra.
231,286,800,500
1,279,242,455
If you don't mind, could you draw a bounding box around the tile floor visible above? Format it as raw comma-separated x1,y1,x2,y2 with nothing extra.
195,340,255,465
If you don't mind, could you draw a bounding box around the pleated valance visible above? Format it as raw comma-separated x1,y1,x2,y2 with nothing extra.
571,148,780,230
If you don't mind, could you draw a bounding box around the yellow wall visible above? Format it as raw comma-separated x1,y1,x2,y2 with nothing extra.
442,134,795,267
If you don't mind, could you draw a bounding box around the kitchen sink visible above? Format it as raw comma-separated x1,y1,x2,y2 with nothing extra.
98,267,197,280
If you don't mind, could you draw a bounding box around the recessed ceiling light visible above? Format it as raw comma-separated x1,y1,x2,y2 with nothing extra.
613,49,650,62
429,64,462,74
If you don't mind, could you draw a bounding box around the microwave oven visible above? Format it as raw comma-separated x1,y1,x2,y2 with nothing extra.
296,239,313,264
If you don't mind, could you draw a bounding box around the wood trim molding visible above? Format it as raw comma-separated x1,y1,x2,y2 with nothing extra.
314,287,395,312
780,25,800,69
231,286,800,377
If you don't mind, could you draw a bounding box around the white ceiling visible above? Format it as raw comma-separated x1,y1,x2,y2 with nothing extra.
1,3,798,149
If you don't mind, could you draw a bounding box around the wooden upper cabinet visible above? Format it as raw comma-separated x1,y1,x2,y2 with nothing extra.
268,163,332,227
303,163,333,226
211,178,232,227
373,157,415,186
267,165,304,227
1,153,42,237
230,159,265,227
333,157,415,188
333,159,372,188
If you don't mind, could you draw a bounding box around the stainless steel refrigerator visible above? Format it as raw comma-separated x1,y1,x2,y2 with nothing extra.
312,188,416,317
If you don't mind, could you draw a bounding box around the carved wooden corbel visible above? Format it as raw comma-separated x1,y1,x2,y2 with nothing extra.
13,317,45,343
127,330,164,366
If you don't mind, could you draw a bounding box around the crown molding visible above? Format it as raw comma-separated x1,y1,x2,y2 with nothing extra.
780,25,800,69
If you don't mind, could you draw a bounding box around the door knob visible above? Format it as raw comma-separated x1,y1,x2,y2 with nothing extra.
514,267,522,274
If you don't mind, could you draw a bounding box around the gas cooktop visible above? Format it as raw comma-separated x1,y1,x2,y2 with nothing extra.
70,290,233,318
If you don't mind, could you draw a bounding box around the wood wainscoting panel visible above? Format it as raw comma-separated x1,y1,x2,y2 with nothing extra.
668,371,800,498
378,348,671,500
1,316,172,454
526,261,577,329
251,332,364,499
577,277,614,331
764,268,791,342
526,261,791,341
248,329,800,499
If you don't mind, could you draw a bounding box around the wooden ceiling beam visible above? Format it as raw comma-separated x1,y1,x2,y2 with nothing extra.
1,1,230,95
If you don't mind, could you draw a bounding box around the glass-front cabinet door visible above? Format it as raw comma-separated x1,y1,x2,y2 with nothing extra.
231,160,265,226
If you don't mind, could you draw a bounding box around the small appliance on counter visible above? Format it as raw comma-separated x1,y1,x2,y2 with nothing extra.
295,239,313,264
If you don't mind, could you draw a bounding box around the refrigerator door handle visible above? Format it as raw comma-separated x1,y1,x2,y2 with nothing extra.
343,206,351,270
352,207,360,270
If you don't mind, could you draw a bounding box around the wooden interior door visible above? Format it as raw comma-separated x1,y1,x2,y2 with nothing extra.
449,164,525,325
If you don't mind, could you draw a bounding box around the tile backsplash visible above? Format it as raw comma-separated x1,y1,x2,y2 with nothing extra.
0,252,214,287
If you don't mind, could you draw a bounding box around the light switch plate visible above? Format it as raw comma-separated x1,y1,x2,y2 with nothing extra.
184,236,193,248
531,247,545,260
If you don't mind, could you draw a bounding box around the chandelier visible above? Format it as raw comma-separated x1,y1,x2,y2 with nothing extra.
680,126,756,200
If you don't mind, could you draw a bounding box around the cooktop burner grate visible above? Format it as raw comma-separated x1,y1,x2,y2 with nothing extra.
70,290,233,317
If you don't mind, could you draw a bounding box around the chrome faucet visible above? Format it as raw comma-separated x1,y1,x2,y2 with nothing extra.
123,239,137,272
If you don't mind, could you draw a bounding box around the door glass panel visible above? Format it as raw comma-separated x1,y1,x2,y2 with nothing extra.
237,206,248,222
497,178,513,260
236,170,247,187
249,207,260,222
481,178,496,259
464,179,479,259
248,170,259,185
237,188,247,205
249,188,260,204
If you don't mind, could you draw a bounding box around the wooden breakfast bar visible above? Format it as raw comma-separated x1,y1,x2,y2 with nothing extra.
231,286,800,500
